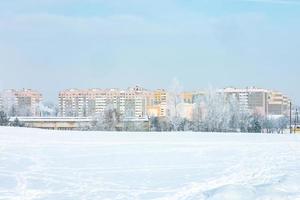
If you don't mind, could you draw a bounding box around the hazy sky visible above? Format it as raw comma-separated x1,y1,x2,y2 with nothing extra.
0,0,299,103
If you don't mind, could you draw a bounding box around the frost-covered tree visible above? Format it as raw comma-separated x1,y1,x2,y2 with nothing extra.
10,117,24,127
239,112,252,132
191,93,207,131
38,102,59,117
201,89,232,132
1,92,17,117
275,116,289,133
91,113,105,131
150,117,160,131
262,116,289,134
262,117,276,133
248,114,263,133
0,111,10,126
91,104,122,131
227,96,242,131
167,78,185,131
193,88,258,133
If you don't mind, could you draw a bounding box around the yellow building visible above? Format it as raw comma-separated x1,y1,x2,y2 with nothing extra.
181,92,193,103
146,89,168,117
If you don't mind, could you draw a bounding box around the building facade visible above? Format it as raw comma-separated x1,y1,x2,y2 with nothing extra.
0,89,42,116
222,87,290,116
146,89,168,117
267,91,290,116
59,86,148,118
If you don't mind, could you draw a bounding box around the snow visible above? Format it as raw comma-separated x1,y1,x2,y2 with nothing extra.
0,127,300,200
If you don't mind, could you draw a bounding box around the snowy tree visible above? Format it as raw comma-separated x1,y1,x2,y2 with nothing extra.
38,102,59,117
262,117,276,133
262,116,289,134
275,116,289,133
201,89,231,132
194,88,254,133
90,113,105,131
227,96,242,131
248,114,263,133
239,112,252,133
91,104,122,131
0,111,10,126
10,117,24,127
191,93,207,131
167,78,185,131
150,117,160,131
1,91,17,117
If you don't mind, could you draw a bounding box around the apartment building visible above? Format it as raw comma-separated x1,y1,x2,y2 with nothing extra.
222,87,289,116
268,91,290,116
222,88,269,115
58,89,99,117
59,86,148,118
0,89,42,116
146,89,168,117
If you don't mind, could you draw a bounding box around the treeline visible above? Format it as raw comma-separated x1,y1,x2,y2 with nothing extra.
87,107,289,133
148,115,289,133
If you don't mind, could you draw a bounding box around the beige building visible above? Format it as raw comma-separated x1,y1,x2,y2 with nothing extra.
268,91,290,116
0,89,42,116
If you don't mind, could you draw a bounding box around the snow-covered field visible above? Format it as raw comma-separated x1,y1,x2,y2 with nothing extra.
0,127,300,200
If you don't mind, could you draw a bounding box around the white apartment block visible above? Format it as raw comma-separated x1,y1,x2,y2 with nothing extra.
59,86,148,118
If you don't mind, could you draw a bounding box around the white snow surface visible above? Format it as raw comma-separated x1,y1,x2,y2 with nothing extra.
0,127,300,200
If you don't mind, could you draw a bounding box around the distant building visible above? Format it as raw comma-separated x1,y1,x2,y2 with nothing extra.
0,89,42,116
146,89,168,117
222,87,290,116
56,86,291,119
59,86,148,118
267,91,290,116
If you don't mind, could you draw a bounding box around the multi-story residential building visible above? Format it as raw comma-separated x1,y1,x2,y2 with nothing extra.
222,87,290,116
146,89,168,117
268,91,290,116
58,88,100,117
59,86,148,118
222,87,270,116
0,89,42,116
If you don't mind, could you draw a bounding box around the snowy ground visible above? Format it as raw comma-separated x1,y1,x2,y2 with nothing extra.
0,127,300,200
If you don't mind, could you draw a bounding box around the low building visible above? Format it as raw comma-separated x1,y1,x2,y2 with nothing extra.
9,116,150,131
